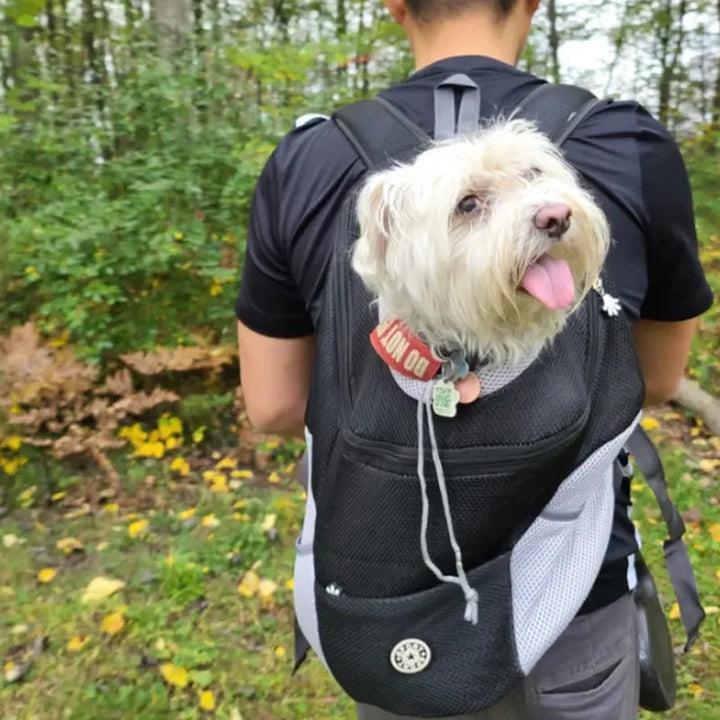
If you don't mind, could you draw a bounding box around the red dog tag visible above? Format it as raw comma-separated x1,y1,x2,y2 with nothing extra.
370,319,442,382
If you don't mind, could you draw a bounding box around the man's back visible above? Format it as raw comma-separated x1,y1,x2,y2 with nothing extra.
237,50,711,625
236,5,713,718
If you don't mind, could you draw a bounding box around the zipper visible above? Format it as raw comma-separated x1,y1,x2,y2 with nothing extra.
335,203,358,411
342,404,587,475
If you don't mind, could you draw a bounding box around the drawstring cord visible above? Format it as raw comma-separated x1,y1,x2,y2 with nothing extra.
416,392,479,625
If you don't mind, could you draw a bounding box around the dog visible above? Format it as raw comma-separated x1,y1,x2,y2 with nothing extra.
352,119,611,369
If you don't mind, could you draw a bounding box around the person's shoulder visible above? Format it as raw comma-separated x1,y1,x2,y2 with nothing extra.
578,94,676,146
271,110,361,178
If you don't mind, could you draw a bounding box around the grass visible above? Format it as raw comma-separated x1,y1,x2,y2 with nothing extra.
1,414,718,720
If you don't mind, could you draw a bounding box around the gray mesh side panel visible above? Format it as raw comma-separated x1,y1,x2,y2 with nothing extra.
511,413,642,674
293,430,327,666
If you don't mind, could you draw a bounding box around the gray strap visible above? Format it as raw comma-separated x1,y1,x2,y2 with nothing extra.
626,426,705,651
434,74,481,140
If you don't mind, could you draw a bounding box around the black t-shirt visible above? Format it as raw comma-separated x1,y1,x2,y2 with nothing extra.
236,56,714,613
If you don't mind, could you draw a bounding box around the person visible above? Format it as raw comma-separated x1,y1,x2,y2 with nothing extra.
235,1,714,718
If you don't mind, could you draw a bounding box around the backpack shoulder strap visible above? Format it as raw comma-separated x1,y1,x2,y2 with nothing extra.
333,96,430,170
332,82,604,171
626,426,706,651
511,83,604,146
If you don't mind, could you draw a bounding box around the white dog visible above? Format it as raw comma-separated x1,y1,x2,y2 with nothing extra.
352,119,610,368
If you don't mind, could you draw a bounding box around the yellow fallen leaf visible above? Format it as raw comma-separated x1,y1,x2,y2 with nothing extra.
691,427,701,438
3,660,23,682
215,457,237,470
669,602,680,620
233,500,247,509
285,578,294,590
233,513,251,522
37,568,58,584
640,417,660,431
51,491,67,502
199,689,216,711
238,570,261,597
160,663,189,688
259,579,278,598
260,514,276,532
103,503,119,515
170,457,190,476
81,576,125,603
202,513,220,529
230,709,244,720
96,542,109,552
688,682,704,698
128,519,149,539
282,463,296,475
178,508,196,521
231,470,253,479
100,611,125,635
275,646,286,658
704,606,719,615
56,537,84,554
2,534,20,548
267,471,281,484
67,636,90,651
710,524,720,544
699,459,720,473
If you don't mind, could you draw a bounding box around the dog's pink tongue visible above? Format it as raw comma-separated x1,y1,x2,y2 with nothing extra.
520,254,575,310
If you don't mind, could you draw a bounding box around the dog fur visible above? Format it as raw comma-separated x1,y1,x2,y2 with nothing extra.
352,119,611,366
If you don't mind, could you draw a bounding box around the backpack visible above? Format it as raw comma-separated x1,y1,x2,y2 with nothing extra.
292,80,704,717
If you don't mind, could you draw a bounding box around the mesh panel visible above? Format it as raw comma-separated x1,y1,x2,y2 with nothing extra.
315,552,522,717
510,417,640,673
345,263,591,450
314,452,578,597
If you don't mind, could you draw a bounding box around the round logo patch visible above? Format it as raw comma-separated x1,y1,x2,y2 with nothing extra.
390,639,432,674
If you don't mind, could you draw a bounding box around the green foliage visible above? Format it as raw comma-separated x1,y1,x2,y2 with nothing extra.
0,52,266,362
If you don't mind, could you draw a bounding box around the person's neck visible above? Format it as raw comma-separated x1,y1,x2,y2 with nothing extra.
408,18,523,71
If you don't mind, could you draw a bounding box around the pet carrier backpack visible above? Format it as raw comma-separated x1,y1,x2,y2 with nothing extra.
291,79,704,717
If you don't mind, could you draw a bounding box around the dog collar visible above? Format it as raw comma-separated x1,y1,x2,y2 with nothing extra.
370,319,442,382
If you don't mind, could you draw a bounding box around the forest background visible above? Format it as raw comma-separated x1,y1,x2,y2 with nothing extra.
0,1,719,719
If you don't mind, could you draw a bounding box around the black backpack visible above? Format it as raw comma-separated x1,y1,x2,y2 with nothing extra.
292,81,704,717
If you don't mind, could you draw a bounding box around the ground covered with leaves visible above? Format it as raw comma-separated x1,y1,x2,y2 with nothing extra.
0,408,718,720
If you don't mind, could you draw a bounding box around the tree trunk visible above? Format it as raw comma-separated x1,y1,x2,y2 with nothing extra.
58,0,75,96
712,0,720,130
337,0,347,38
656,0,687,128
154,0,192,56
546,0,561,84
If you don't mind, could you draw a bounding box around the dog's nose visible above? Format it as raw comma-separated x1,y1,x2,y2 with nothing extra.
535,204,572,238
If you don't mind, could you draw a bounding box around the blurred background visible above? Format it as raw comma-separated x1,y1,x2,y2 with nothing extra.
0,1,718,719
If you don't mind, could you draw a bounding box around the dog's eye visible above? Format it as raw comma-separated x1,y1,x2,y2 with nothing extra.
525,167,542,180
456,195,482,214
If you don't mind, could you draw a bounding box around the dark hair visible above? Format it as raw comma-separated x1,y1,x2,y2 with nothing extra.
406,0,519,21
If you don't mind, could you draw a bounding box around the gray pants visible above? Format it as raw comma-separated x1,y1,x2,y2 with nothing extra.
357,593,640,720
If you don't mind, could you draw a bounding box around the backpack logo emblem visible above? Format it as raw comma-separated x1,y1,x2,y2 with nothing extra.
390,639,432,674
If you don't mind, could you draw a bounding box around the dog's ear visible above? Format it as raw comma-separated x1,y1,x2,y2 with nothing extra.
352,170,395,291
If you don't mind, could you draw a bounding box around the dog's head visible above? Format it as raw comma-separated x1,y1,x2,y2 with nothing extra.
352,119,610,364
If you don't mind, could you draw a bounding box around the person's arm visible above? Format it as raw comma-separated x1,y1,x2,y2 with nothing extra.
235,141,317,438
237,322,314,437
632,108,713,406
632,318,698,406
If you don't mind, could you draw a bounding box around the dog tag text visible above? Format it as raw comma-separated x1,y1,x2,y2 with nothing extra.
370,320,442,382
